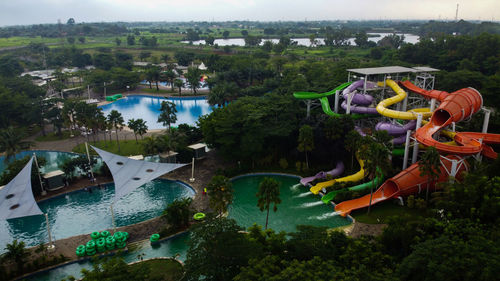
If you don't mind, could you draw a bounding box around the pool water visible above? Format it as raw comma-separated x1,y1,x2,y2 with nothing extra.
26,232,191,281
99,95,213,129
0,179,194,253
228,175,350,233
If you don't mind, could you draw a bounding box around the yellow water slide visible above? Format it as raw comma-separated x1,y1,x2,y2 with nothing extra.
310,156,367,194
376,79,432,120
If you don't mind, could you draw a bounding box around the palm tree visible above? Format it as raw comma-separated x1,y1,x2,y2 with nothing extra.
158,101,177,131
107,110,124,151
161,54,169,64
256,177,281,229
360,139,392,214
297,125,314,169
164,70,176,91
0,127,32,163
419,147,441,201
186,67,202,94
345,130,362,169
62,99,77,137
206,175,234,216
128,118,148,144
174,79,184,96
4,239,29,274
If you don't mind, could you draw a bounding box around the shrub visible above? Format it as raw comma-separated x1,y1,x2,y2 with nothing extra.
279,158,288,169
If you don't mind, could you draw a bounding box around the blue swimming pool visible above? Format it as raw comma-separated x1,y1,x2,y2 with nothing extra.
99,95,213,130
0,179,195,253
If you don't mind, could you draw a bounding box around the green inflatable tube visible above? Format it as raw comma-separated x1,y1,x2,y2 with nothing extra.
321,173,384,204
86,240,95,249
100,230,110,238
193,212,206,220
90,231,100,240
150,233,160,242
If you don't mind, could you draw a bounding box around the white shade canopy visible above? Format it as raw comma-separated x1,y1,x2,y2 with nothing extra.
0,157,43,220
91,146,187,203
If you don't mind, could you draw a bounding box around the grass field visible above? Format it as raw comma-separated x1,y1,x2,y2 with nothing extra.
73,138,146,156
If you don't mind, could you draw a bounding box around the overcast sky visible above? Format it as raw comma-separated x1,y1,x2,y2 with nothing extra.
1,0,499,27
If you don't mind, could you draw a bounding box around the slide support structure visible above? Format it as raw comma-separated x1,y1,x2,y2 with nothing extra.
403,130,411,170
430,98,436,112
412,114,423,164
482,108,491,133
334,90,339,113
306,100,311,119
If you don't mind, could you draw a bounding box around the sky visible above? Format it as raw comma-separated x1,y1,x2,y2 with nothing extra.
0,0,499,27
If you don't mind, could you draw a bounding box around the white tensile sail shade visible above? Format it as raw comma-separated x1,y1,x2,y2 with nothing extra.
0,157,43,220
91,146,187,203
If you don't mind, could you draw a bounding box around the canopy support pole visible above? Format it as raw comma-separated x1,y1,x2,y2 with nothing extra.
33,153,46,196
44,213,55,250
85,142,95,181
110,204,117,232
190,157,195,182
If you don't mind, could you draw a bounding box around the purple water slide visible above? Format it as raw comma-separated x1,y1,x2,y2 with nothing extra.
355,126,367,136
341,101,379,114
342,81,375,106
375,120,417,136
392,134,407,145
300,161,345,186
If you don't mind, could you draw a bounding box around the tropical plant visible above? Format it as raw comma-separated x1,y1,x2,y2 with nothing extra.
256,177,281,229
107,110,124,151
297,125,314,169
359,138,392,214
206,175,234,216
0,127,32,162
127,118,148,143
185,67,202,94
162,197,192,230
4,240,29,274
174,78,184,95
158,101,177,131
419,146,441,201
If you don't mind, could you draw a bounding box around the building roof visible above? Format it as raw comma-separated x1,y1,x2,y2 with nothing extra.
347,66,417,76
159,151,178,157
412,66,440,72
187,143,207,150
128,155,144,160
43,170,65,178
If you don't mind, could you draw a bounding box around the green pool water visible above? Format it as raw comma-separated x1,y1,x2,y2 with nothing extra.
228,174,351,233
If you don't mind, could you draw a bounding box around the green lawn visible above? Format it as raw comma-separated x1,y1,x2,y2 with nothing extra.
351,201,426,224
35,130,80,142
129,259,184,281
73,139,147,156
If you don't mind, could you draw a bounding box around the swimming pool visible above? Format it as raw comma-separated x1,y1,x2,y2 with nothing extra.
0,179,195,253
228,174,351,233
99,95,213,129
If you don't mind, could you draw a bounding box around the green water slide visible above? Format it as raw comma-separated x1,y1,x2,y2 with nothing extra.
320,173,384,204
293,82,373,120
392,147,405,156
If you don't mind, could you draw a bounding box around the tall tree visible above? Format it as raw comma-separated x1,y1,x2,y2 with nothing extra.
4,240,29,274
174,79,184,95
107,110,124,151
206,175,234,216
419,146,441,201
158,101,177,131
256,177,281,229
0,127,32,162
360,138,392,214
185,67,202,94
297,125,314,169
127,118,148,143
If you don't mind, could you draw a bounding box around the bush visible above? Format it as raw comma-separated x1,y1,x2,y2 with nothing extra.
279,158,288,169
407,195,415,209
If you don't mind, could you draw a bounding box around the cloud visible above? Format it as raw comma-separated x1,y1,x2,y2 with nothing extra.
0,0,498,26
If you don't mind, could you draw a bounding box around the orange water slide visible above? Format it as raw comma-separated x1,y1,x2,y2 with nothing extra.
402,81,500,157
335,155,467,216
